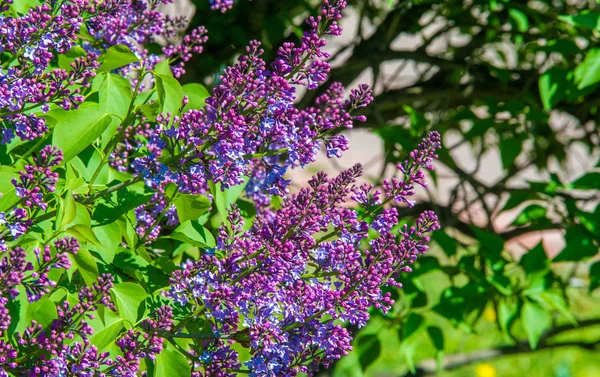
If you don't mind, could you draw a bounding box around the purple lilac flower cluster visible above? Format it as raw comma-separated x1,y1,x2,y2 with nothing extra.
114,306,174,374
0,238,95,375
8,273,115,376
86,0,209,78
209,0,235,12
135,191,179,243
168,132,441,376
0,145,62,250
0,1,100,144
0,0,208,146
0,244,174,377
127,1,367,207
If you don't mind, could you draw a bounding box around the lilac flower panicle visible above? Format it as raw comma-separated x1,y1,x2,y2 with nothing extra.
125,0,373,218
168,133,440,376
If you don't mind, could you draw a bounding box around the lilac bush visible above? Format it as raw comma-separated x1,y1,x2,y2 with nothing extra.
0,0,440,375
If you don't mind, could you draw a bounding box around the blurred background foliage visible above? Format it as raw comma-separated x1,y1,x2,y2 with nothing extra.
181,0,600,375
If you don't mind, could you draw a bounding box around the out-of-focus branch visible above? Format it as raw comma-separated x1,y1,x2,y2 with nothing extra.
400,319,600,376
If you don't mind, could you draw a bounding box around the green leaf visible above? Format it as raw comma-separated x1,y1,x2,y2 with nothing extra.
110,282,147,325
534,291,577,325
7,286,29,334
472,227,504,255
401,313,425,340
58,46,87,71
182,83,210,112
67,224,103,249
403,278,428,308
356,334,381,371
94,72,132,119
579,208,600,237
402,105,429,129
519,242,549,275
154,73,184,115
400,341,418,373
570,172,600,190
174,194,211,223
497,297,518,336
61,190,77,228
69,246,99,286
487,270,513,296
169,220,216,248
209,177,249,223
139,101,161,121
537,39,581,55
433,230,457,257
154,345,191,377
11,0,42,13
98,44,139,72
426,326,445,370
27,297,58,328
472,227,505,271
499,137,522,170
90,319,125,351
558,10,600,30
92,181,152,225
554,227,597,261
93,72,133,149
0,166,20,212
92,222,121,263
508,8,529,32
521,301,551,349
153,60,173,76
574,48,600,89
50,103,113,162
426,326,444,351
501,190,540,212
511,204,547,226
433,284,488,328
539,68,568,110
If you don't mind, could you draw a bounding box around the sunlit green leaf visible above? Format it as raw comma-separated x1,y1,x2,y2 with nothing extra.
98,44,139,72
50,103,113,163
574,48,600,89
521,301,551,349
110,282,147,325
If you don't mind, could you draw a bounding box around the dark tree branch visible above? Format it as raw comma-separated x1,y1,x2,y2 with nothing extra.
402,339,600,377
